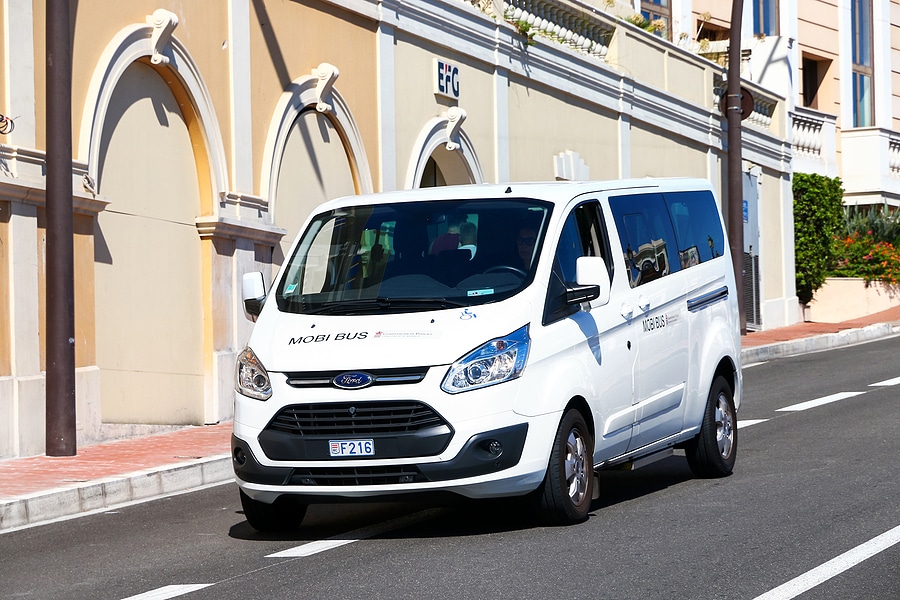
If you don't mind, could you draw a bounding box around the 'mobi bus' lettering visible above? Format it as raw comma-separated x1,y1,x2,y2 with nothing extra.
288,332,368,345
642,314,668,332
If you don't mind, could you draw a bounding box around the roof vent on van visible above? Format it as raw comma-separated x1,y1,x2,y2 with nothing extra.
505,186,512,194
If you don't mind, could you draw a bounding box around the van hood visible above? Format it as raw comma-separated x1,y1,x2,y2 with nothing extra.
251,298,533,372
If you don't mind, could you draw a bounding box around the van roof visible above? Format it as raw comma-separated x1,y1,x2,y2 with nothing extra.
319,177,716,210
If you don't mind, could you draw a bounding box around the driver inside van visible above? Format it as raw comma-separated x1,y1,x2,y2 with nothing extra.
516,225,537,269
458,221,478,259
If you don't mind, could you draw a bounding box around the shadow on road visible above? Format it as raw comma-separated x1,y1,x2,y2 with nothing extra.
228,454,698,542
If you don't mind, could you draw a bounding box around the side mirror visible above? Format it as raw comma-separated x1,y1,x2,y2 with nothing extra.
575,256,611,306
242,271,266,321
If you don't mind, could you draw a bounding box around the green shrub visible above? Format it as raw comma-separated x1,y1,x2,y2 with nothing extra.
793,173,844,304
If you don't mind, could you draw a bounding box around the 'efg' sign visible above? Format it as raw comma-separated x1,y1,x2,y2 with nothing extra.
434,59,460,100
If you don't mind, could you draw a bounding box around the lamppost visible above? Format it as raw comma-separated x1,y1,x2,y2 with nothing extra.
727,0,747,335
46,0,76,456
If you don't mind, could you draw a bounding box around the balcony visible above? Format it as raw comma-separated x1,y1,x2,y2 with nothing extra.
790,106,838,178
840,127,900,207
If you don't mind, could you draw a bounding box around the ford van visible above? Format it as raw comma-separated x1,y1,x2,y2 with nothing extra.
233,178,741,530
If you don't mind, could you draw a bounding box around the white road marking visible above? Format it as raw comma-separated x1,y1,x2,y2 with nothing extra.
776,391,865,412
267,509,441,558
742,361,768,369
737,419,768,428
121,584,212,600
869,376,900,387
752,524,900,600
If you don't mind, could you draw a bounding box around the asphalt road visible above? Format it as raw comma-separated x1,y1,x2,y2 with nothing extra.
2,336,898,600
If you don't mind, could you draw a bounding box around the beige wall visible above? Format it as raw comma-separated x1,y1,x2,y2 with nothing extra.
629,123,709,178
0,3,6,109
608,27,711,109
759,169,787,301
507,78,620,182
796,1,843,169
798,0,840,115
692,1,732,30
0,201,8,377
94,62,205,424
393,31,497,186
248,0,378,198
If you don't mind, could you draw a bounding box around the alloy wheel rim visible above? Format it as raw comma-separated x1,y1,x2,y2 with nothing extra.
564,428,588,504
715,393,735,459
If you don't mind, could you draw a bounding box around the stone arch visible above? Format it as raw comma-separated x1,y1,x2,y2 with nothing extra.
404,112,484,189
78,13,227,213
77,12,227,426
260,66,374,224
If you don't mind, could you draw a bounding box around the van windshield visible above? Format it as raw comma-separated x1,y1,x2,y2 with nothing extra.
275,198,552,315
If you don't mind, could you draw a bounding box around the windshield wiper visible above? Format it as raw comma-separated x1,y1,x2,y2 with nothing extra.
303,297,467,315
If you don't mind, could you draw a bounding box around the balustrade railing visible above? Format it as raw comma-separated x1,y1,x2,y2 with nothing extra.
498,0,616,60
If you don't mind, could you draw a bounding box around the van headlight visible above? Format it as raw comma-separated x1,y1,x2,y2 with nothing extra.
235,347,272,400
441,325,529,394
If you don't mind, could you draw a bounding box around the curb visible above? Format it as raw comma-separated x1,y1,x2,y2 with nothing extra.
0,455,232,532
741,322,900,364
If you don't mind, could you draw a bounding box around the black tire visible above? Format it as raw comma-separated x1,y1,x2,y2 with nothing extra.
239,489,307,532
685,375,737,478
537,408,594,525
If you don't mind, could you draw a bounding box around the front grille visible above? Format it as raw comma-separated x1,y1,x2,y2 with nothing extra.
283,367,429,388
289,465,424,486
267,401,449,436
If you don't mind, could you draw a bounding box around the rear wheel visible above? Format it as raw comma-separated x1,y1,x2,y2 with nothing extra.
239,489,307,532
537,408,594,525
685,375,737,477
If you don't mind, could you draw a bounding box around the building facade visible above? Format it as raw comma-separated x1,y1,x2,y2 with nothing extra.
1,0,794,458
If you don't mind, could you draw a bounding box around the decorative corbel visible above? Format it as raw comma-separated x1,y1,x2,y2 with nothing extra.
445,106,467,151
147,9,179,65
314,63,340,113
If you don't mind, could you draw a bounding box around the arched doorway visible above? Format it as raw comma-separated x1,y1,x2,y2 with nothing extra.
93,61,205,425
405,112,484,189
273,108,358,262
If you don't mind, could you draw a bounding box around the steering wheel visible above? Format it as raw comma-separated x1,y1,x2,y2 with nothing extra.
484,265,527,278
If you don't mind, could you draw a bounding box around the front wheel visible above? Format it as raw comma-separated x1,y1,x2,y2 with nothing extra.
685,375,737,477
239,489,308,532
537,408,594,525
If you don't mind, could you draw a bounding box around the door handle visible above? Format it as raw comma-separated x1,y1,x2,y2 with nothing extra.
620,303,633,319
638,296,650,312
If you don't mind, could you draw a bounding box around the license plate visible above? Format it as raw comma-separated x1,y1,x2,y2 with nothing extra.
329,439,375,457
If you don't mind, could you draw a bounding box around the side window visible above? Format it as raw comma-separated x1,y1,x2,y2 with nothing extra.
609,193,680,288
544,201,611,325
664,191,725,269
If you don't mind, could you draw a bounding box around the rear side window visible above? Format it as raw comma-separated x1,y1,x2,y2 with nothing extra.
609,193,680,288
663,190,726,268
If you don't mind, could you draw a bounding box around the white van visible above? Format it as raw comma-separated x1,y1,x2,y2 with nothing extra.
233,178,741,530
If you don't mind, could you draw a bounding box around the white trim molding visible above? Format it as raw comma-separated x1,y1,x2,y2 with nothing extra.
260,64,374,222
77,12,228,203
405,111,484,189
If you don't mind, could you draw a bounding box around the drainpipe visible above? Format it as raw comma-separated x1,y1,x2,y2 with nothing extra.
46,0,76,456
728,0,747,335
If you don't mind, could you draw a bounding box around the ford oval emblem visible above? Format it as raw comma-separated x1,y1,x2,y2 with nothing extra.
333,371,374,390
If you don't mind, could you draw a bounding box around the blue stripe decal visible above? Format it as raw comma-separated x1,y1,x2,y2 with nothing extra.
687,286,729,312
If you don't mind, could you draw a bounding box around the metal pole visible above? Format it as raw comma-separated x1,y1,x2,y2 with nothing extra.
46,0,76,456
728,0,747,335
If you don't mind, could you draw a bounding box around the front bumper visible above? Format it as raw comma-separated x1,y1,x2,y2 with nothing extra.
233,422,528,492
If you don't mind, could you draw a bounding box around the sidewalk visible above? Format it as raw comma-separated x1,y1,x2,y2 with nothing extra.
3,305,900,532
